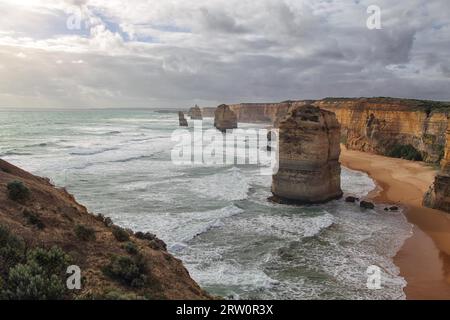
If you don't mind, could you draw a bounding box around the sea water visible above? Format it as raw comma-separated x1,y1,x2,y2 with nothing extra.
0,109,412,300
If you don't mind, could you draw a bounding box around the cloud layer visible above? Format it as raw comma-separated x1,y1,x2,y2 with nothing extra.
0,0,449,108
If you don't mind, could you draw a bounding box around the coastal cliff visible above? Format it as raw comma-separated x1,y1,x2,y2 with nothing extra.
212,98,450,164
424,121,450,212
316,98,449,164
271,105,343,204
0,159,210,300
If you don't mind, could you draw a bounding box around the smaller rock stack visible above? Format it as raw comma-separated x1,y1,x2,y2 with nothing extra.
178,112,188,127
424,122,450,212
189,105,203,120
214,104,238,132
271,105,343,204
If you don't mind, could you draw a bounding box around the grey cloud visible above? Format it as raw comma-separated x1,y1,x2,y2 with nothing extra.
0,0,449,109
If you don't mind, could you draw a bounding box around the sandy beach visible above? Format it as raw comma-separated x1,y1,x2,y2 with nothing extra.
341,147,450,299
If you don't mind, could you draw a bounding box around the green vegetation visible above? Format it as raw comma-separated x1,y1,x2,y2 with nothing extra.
74,224,96,242
7,181,30,202
95,214,113,227
0,225,26,276
23,209,45,230
112,226,130,242
0,225,72,300
387,144,423,161
102,254,148,288
123,242,139,255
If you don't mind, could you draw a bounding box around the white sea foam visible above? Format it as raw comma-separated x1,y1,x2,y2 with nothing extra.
0,110,413,300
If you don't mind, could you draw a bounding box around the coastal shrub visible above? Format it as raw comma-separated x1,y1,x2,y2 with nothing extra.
387,144,423,161
23,209,45,230
0,225,26,276
74,224,96,242
1,246,71,300
95,214,113,227
112,226,130,242
7,181,30,202
135,232,156,241
103,254,147,288
123,242,139,255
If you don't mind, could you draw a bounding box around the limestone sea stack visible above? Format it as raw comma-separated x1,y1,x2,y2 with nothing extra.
188,105,203,120
271,105,343,204
178,111,188,127
424,122,450,212
214,104,238,132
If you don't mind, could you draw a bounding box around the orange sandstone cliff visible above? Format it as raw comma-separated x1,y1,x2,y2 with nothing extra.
213,98,450,164
424,121,450,212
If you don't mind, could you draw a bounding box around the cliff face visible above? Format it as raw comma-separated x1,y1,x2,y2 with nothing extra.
227,101,311,123
271,105,343,204
200,107,216,118
315,98,449,163
214,104,238,132
217,98,449,164
424,122,450,212
0,159,210,300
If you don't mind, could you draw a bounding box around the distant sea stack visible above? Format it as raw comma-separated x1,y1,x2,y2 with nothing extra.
424,123,450,212
214,104,238,132
178,111,188,127
188,105,203,120
271,105,343,204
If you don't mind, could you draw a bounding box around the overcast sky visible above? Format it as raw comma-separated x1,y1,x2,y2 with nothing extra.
0,0,449,109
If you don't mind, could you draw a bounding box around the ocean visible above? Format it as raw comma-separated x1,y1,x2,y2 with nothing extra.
0,109,412,299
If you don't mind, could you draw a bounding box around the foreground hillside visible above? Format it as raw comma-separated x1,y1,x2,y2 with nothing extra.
0,159,210,300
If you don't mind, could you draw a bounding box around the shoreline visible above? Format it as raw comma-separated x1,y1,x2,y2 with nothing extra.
341,147,450,300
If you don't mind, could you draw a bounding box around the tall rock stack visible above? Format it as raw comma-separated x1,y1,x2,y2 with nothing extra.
178,112,188,127
424,121,450,212
271,105,343,204
189,105,203,120
214,104,238,132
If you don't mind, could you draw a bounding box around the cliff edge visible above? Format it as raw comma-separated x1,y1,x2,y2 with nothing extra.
0,159,210,300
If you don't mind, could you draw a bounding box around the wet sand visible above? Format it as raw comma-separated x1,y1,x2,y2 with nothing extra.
340,147,450,300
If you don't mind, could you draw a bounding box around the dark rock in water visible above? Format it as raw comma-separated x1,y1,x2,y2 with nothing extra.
384,207,389,211
178,112,188,127
345,196,359,203
389,206,399,211
360,201,375,210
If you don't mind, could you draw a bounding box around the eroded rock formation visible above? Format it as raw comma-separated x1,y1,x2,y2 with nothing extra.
188,105,203,120
178,111,188,127
424,122,450,212
271,105,343,204
213,98,450,164
214,104,238,132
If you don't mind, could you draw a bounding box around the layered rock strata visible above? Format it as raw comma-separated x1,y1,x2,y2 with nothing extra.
424,122,450,212
214,104,238,132
213,98,449,164
271,105,343,204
